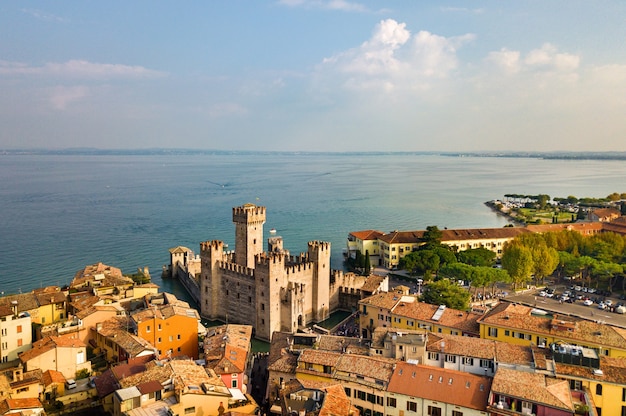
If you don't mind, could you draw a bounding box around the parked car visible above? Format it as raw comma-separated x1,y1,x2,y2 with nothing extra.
597,302,606,310
66,379,77,389
583,299,594,306
616,305,626,314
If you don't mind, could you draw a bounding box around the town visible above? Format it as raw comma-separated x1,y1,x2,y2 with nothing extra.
1,202,626,416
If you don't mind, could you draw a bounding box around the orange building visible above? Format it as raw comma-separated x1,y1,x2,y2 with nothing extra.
131,302,200,360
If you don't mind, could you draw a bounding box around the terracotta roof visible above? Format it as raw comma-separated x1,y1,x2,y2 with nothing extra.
70,262,133,289
0,398,43,413
137,380,164,395
298,349,342,368
335,354,396,383
491,368,574,411
388,362,491,411
440,227,531,242
526,222,604,234
35,291,66,306
319,384,357,416
349,230,385,241
426,333,496,360
360,275,385,293
42,369,66,386
479,301,626,350
392,301,481,335
360,291,417,310
378,230,424,244
0,293,39,313
19,336,83,363
94,369,118,398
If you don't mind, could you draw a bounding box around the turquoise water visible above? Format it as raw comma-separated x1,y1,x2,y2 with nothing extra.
1,153,625,299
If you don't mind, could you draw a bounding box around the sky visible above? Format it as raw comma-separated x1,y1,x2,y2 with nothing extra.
1,1,625,152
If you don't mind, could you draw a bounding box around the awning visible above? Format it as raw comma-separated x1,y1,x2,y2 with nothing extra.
228,388,247,401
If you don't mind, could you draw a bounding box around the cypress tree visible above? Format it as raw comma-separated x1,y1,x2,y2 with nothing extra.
364,250,371,275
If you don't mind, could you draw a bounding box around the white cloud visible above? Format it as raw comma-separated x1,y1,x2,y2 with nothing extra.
524,43,580,71
486,48,521,74
0,60,166,79
48,85,90,110
317,19,473,93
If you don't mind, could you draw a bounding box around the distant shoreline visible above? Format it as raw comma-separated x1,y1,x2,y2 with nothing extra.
2,149,626,161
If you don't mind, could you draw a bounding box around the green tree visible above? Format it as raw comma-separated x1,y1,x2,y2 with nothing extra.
364,250,371,275
420,279,470,310
501,242,534,289
422,225,443,246
591,261,622,292
457,247,496,267
531,245,559,284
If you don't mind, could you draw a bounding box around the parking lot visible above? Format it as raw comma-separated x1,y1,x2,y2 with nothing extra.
505,284,626,328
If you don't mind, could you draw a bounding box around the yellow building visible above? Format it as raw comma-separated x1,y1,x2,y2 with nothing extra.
346,230,384,265
19,336,91,380
33,287,67,324
358,290,480,339
478,302,626,357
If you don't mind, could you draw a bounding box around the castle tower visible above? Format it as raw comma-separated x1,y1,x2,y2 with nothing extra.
308,241,332,322
233,204,266,269
199,240,225,319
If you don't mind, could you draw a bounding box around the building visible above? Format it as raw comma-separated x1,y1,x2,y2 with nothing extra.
0,305,32,364
478,302,626,358
0,398,44,416
18,335,91,380
203,324,252,395
386,362,492,416
194,203,363,342
358,289,481,339
346,230,384,265
131,295,201,360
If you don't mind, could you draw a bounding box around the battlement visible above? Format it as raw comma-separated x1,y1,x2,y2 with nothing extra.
255,251,285,265
200,240,224,252
285,262,313,275
308,241,331,251
232,204,266,224
218,260,255,278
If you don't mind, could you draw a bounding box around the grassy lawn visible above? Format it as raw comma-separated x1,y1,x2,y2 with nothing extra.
518,208,576,224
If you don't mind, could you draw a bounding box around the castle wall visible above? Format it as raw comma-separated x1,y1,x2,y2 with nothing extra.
233,204,266,268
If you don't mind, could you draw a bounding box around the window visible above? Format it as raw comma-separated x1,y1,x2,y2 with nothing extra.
406,401,417,412
158,324,162,331
76,350,85,364
622,387,626,401
386,397,396,408
169,335,173,342
16,325,22,333
344,387,351,397
428,352,439,360
504,330,510,336
488,327,498,337
357,390,366,400
1,329,5,336
184,407,195,414
146,325,151,333
480,359,491,368
462,357,474,366
445,355,456,363
427,405,442,416
232,379,238,388
367,393,376,404
452,411,463,416
261,303,265,311
177,334,181,340
17,339,22,347
596,384,603,395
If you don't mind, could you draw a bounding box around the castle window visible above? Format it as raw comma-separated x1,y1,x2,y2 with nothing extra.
261,304,265,311
248,296,252,303
226,290,229,296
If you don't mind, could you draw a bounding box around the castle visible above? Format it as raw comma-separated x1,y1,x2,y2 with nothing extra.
188,203,368,341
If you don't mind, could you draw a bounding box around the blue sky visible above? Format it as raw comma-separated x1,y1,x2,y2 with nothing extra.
1,1,625,152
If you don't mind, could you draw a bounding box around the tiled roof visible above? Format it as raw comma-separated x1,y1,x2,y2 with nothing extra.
169,246,192,254
94,369,118,398
439,227,531,241
360,291,417,310
70,262,133,289
479,302,626,350
378,230,424,244
42,369,66,386
426,333,496,360
388,362,491,411
393,301,481,335
349,230,385,241
490,368,574,411
335,354,396,383
298,349,342,368
0,398,43,413
360,275,385,293
18,336,83,363
268,333,299,374
137,380,164,395
0,293,39,313
319,384,357,416
131,303,199,323
554,356,626,385
35,291,66,306
117,359,172,389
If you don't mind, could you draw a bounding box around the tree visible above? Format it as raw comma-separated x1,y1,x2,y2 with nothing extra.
422,225,443,246
364,250,371,275
531,245,559,284
501,242,534,289
457,247,496,267
420,279,470,310
591,261,622,292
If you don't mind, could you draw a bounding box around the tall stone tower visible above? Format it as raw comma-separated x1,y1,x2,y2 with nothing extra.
233,203,266,269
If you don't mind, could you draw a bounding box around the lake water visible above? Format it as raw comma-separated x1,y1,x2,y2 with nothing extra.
1,153,625,301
